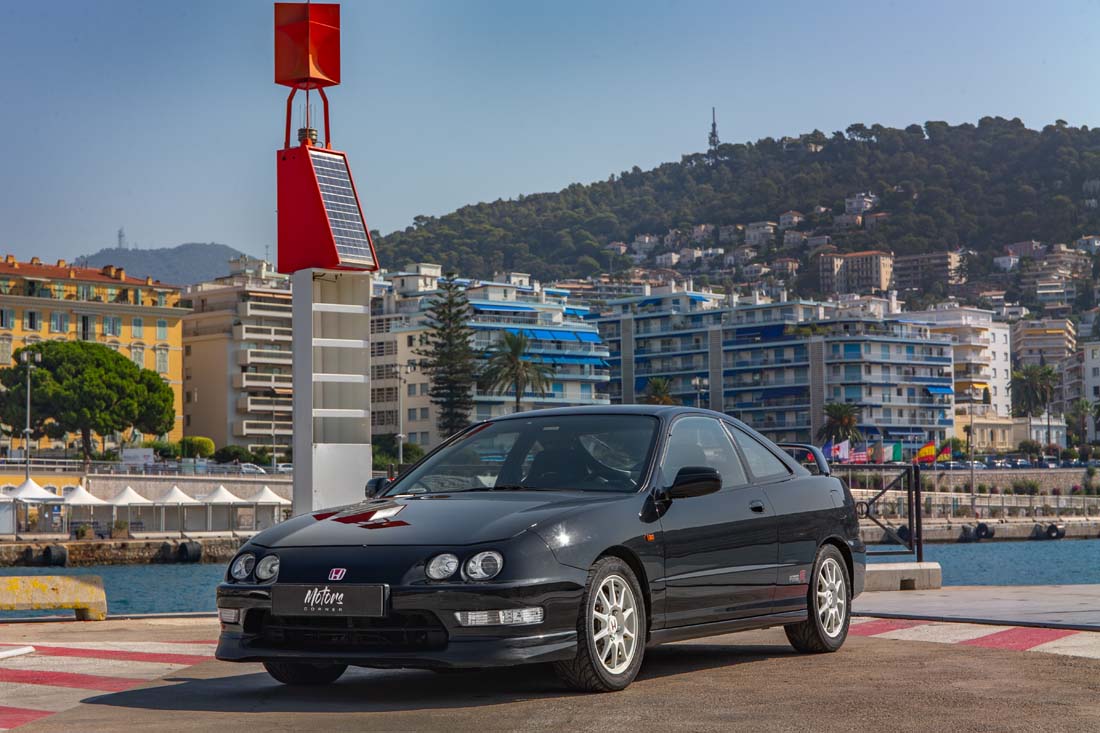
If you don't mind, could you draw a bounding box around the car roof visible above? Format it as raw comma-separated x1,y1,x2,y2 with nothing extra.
491,404,727,421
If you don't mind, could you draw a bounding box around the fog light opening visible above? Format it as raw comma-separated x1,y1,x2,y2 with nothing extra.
218,608,241,624
453,607,544,627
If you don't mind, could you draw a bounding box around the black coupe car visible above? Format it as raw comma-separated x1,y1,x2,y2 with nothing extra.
216,406,865,692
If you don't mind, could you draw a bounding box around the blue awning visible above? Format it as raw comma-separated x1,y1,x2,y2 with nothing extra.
638,298,663,307
926,386,954,395
552,331,580,342
532,329,555,340
563,307,587,316
688,294,708,302
473,303,535,312
576,331,601,343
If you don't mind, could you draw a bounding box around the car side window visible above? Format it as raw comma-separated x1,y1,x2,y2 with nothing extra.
726,424,792,482
661,416,748,490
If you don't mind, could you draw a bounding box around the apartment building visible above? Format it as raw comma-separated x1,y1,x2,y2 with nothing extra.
744,222,777,247
1080,342,1100,441
845,192,879,215
818,250,894,294
0,256,186,449
1011,318,1076,368
369,264,610,448
892,250,964,291
182,257,292,455
594,287,955,450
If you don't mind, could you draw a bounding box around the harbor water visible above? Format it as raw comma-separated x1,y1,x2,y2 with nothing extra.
2,539,1099,617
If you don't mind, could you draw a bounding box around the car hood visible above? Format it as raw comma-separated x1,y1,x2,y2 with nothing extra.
252,490,632,548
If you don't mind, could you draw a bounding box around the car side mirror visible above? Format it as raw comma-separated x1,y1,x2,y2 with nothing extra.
778,443,831,476
365,477,390,498
668,466,721,499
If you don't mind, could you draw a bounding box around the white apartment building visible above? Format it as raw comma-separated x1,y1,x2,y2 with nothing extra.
182,257,293,456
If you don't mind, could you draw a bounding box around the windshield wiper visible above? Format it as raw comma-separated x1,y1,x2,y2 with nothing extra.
461,484,538,492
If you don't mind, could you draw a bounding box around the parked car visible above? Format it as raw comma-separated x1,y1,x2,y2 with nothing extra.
216,406,866,692
939,460,964,470
238,463,267,475
1060,459,1082,469
276,463,294,474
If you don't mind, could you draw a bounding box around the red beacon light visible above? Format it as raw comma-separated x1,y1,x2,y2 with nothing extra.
274,2,378,273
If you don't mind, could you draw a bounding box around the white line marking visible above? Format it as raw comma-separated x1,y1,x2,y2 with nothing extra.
0,646,34,660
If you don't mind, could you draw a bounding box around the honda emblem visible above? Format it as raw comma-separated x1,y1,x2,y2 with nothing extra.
328,568,347,581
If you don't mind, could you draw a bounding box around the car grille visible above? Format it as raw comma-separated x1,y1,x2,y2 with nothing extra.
253,610,448,652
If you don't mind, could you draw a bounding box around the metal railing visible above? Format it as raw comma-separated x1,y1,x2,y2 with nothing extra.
831,463,924,561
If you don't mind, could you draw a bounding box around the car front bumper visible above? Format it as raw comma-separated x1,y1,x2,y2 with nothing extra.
215,576,585,669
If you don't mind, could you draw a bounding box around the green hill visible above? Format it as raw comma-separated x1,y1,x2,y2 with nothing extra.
80,242,247,286
375,117,1100,280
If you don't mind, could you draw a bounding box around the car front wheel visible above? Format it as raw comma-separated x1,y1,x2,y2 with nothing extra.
784,544,850,653
554,556,646,692
262,661,347,685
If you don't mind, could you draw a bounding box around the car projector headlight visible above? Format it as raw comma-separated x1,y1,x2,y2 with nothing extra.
229,553,255,581
426,553,460,580
255,554,280,582
464,551,503,580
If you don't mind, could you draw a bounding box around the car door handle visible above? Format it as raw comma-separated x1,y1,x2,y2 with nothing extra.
749,500,766,513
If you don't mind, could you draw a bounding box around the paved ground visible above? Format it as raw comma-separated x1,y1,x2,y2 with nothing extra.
1,617,1099,732
857,584,1100,629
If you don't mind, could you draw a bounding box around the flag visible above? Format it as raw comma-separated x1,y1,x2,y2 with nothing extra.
835,440,850,461
850,449,868,464
935,444,952,462
821,439,833,461
915,441,936,463
891,442,903,462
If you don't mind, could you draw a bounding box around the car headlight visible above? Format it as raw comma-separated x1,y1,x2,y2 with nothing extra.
464,551,503,580
426,553,460,580
229,553,255,581
255,554,280,582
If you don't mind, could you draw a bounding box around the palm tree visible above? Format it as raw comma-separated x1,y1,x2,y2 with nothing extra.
1092,400,1100,440
1066,398,1092,448
480,332,553,414
1010,364,1058,418
642,377,678,405
817,402,864,445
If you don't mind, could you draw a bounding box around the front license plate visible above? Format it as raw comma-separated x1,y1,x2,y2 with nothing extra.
271,584,387,617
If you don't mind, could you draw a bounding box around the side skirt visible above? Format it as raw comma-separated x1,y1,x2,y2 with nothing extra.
647,610,808,646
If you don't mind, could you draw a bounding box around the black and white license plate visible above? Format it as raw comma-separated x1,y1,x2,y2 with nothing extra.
271,584,387,617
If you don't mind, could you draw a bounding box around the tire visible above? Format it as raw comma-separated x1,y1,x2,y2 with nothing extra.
785,545,851,654
262,661,347,686
975,522,993,540
553,556,646,692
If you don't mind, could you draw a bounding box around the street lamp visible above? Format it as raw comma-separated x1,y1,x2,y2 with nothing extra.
20,351,41,481
396,361,418,467
691,375,709,410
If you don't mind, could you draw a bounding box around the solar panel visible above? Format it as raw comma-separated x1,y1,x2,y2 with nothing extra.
308,149,375,268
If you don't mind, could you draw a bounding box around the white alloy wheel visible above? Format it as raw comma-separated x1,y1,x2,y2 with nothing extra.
816,556,847,638
591,574,639,675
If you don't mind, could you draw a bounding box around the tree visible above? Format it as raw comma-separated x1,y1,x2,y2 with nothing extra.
0,341,175,464
1065,398,1092,447
213,445,255,464
180,436,215,459
416,275,478,438
816,403,864,445
641,377,678,405
480,331,553,413
1011,364,1058,417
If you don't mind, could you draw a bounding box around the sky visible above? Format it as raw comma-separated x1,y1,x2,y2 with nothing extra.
1,0,1098,262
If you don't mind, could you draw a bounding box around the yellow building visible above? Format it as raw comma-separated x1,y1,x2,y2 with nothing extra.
0,256,186,449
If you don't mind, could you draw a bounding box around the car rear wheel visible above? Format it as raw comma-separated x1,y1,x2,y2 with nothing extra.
784,544,850,654
554,557,646,692
262,661,347,685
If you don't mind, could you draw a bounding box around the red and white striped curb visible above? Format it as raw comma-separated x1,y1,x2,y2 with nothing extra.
850,617,1100,658
0,640,216,730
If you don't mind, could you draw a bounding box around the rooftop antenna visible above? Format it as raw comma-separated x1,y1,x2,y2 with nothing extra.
707,107,720,163
117,227,127,250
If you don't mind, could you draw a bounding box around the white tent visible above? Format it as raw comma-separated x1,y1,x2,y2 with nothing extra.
245,486,292,530
200,485,247,531
7,478,61,534
156,485,200,534
108,486,154,532
62,485,108,537
0,493,13,535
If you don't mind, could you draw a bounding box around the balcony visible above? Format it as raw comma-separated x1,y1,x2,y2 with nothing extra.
238,348,293,367
234,419,293,438
234,324,293,342
237,395,293,413
233,372,293,390
238,301,292,319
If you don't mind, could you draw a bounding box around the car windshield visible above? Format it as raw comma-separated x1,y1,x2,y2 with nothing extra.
383,414,660,495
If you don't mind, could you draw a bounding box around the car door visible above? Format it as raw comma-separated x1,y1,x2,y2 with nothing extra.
728,425,834,613
657,416,779,627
